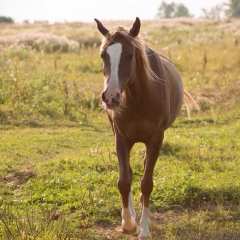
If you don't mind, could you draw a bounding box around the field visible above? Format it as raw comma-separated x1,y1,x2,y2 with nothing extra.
0,19,240,239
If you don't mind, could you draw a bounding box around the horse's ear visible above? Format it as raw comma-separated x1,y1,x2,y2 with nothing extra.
94,18,109,37
129,17,141,37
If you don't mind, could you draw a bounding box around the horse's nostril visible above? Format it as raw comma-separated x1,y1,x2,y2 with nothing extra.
116,92,120,100
102,91,120,108
112,97,120,105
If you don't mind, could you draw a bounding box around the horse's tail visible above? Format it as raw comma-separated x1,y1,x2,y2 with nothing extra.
183,90,200,119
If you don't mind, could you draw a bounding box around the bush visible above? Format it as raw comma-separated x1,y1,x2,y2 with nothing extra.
0,16,14,24
0,33,80,53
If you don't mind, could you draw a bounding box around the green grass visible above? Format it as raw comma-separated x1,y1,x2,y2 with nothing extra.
0,20,240,239
0,109,240,239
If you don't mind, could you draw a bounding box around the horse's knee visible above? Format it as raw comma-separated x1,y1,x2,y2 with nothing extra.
118,177,131,195
141,177,153,197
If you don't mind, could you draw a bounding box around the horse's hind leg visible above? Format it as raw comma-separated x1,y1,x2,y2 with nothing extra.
139,132,164,239
116,133,137,233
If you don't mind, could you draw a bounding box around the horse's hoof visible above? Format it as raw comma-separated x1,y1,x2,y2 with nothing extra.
138,235,151,240
138,230,151,240
122,224,137,234
120,218,137,234
115,225,137,234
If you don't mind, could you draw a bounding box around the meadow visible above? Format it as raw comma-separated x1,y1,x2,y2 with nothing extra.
0,19,240,239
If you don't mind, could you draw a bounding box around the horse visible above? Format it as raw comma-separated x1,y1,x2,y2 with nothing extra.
95,17,183,239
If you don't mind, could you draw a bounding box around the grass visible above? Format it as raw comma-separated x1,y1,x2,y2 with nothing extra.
0,19,240,239
0,110,240,239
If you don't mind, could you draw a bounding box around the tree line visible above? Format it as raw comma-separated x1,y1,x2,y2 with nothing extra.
157,0,240,19
0,0,240,23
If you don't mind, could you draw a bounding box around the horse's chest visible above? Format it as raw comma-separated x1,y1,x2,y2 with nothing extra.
115,118,159,142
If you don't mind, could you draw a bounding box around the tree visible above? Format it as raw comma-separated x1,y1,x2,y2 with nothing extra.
202,4,225,20
0,16,14,23
157,1,192,18
157,1,176,18
175,4,191,17
226,0,240,17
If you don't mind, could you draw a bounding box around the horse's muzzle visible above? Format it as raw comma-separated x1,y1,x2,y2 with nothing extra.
101,90,120,109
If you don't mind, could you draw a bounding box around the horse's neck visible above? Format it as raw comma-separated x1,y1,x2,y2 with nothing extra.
120,46,159,113
124,69,151,110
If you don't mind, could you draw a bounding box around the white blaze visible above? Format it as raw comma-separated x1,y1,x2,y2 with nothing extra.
106,43,122,90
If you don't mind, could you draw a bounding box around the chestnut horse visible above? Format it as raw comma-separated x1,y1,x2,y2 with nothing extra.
95,17,183,239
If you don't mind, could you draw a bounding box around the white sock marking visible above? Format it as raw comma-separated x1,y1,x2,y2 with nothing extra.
106,43,122,90
121,192,136,231
139,207,151,238
128,192,136,219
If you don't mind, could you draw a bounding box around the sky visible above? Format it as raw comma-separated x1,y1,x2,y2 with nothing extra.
0,0,227,22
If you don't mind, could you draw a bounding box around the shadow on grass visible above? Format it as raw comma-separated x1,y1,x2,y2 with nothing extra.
0,119,106,133
151,216,240,240
94,207,240,240
174,111,240,129
174,118,217,128
171,186,240,209
160,142,182,156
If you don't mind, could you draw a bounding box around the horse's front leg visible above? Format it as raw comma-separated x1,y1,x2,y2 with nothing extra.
116,133,137,233
139,132,164,239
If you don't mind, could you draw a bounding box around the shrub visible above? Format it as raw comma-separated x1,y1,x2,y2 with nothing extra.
0,16,14,24
0,33,80,53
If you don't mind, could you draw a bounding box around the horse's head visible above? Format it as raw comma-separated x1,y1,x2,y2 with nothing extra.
95,18,141,109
